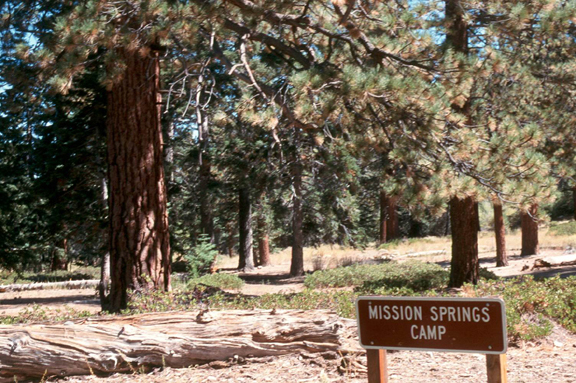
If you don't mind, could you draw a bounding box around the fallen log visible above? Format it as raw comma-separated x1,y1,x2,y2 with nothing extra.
0,309,359,382
0,280,100,293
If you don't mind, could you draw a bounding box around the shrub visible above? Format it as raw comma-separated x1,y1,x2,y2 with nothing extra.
183,234,218,278
304,260,448,291
187,273,244,290
549,221,576,236
470,275,576,341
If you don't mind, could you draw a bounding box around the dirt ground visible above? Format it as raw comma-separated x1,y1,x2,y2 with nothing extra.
2,247,576,382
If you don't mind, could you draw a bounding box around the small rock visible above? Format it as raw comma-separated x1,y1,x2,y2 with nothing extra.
554,341,564,348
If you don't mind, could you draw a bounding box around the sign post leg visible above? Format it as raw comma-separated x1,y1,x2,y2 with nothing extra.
367,349,388,383
486,354,507,383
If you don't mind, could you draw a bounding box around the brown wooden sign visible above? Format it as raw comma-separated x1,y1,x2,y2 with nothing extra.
356,296,507,354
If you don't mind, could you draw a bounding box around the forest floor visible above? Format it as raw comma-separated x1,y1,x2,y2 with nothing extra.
2,243,576,382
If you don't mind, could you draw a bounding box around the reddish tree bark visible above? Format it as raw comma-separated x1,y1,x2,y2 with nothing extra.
379,192,399,244
238,187,254,271
106,48,171,312
521,204,539,256
258,217,271,266
386,196,400,241
492,200,508,267
378,191,387,244
449,195,479,287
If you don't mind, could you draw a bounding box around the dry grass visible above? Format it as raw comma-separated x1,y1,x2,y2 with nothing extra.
215,223,576,270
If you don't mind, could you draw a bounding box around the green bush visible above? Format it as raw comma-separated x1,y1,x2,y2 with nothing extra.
304,260,449,291
549,221,576,236
183,234,218,278
471,275,576,341
187,273,244,290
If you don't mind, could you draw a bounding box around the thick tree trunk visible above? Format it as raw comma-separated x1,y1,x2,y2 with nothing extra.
0,310,357,382
238,187,254,271
106,48,170,312
493,200,508,267
449,195,479,287
521,204,539,256
258,217,271,266
378,191,387,244
290,161,304,276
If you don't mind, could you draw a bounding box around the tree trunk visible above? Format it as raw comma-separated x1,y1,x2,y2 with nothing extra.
50,239,68,271
258,217,271,267
238,187,254,271
449,195,479,287
521,204,539,256
386,196,400,241
0,310,357,382
493,200,508,267
106,48,170,312
197,74,214,243
378,191,387,244
290,160,304,276
227,224,235,257
573,186,576,221
99,176,111,309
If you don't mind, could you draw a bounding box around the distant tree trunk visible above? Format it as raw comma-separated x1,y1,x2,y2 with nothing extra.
197,76,214,243
290,160,304,276
378,191,388,244
106,48,171,312
521,204,539,256
227,224,235,257
475,202,481,232
258,217,271,267
238,187,254,271
99,176,111,309
51,239,68,271
164,121,175,187
379,192,399,244
449,196,479,287
493,199,508,267
386,196,400,241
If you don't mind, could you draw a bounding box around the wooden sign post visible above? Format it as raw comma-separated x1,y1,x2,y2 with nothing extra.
356,297,508,383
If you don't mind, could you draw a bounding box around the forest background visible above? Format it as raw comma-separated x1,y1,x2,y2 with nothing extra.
0,0,575,313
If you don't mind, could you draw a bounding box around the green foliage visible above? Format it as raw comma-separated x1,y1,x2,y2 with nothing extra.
471,276,576,341
304,260,448,291
183,234,218,278
187,273,244,290
548,221,576,237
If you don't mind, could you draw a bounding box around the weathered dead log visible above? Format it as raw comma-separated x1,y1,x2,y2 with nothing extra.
0,309,358,382
0,280,99,293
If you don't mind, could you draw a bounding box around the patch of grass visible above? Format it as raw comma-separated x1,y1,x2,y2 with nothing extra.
0,304,93,325
549,221,576,236
304,260,449,291
469,275,576,341
187,273,244,290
